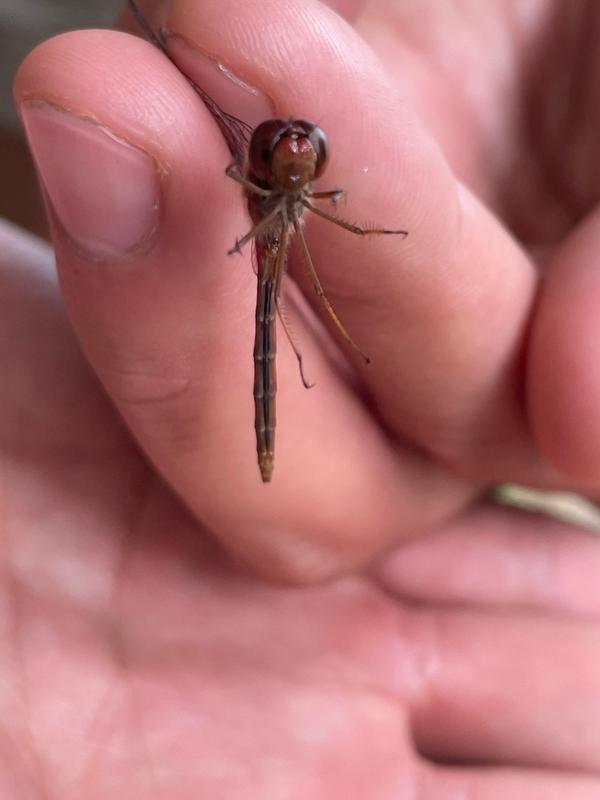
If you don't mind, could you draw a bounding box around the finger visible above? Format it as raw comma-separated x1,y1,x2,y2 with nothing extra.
167,0,552,483
0,217,128,462
0,216,163,662
15,22,471,581
373,503,600,616
420,763,600,800
407,607,600,771
529,207,600,484
320,0,363,21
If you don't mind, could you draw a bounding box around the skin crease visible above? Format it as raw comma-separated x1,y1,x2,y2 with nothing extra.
2,0,600,796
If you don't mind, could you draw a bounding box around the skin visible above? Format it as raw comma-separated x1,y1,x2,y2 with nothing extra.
3,0,600,795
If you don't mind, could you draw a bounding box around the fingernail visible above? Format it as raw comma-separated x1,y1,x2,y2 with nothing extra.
164,32,274,130
21,102,161,260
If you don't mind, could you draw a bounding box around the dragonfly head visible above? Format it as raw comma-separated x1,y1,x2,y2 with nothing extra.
248,119,329,191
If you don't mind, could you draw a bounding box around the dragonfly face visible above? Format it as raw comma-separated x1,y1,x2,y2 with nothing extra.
248,119,329,192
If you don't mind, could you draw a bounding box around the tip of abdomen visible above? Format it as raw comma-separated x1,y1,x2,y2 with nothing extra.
259,455,274,482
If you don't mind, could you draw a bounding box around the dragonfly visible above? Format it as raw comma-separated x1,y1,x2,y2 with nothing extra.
128,0,407,482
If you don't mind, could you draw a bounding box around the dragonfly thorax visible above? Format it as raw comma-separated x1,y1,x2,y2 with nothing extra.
247,182,306,231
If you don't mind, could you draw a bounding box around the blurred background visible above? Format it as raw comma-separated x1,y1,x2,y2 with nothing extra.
0,0,122,237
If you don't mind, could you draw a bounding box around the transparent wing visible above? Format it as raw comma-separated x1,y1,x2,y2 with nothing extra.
127,0,252,164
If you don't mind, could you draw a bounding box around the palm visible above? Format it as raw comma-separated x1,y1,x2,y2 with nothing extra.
6,264,597,796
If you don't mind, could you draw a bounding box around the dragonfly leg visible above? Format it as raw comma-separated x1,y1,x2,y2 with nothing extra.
293,221,371,365
225,164,272,197
228,205,282,255
302,198,408,237
307,188,346,206
276,295,314,389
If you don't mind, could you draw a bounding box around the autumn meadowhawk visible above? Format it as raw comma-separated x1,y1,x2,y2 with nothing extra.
128,0,407,482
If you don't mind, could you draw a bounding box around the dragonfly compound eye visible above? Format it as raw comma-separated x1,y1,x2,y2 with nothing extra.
293,121,329,178
248,119,290,182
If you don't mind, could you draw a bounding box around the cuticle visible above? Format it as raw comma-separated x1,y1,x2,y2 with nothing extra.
19,97,171,180
163,30,276,111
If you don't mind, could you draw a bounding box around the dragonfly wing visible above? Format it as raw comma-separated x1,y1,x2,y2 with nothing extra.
127,0,252,164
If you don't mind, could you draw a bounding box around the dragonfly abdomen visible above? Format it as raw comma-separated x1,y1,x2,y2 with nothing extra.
253,268,277,483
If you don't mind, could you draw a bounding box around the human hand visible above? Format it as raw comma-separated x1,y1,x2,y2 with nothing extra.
6,0,600,795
